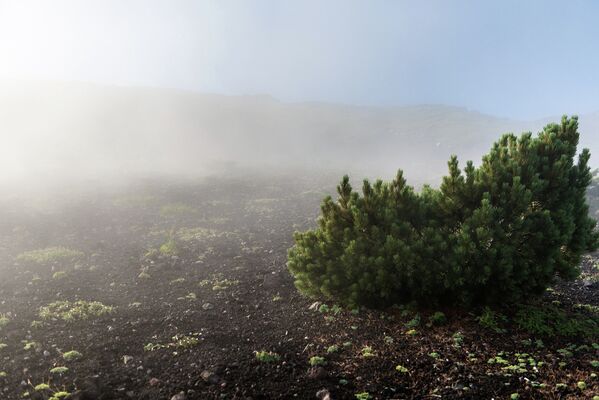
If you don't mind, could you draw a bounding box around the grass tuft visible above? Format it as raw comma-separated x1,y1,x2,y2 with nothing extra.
16,247,83,264
39,300,114,322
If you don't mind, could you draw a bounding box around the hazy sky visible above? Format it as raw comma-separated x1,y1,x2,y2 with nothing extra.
1,0,598,119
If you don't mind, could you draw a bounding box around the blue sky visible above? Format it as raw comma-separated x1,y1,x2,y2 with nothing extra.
1,0,598,119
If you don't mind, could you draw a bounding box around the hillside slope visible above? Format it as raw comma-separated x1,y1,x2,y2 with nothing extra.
0,80,597,184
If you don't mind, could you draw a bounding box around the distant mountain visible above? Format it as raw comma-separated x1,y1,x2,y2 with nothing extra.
0,80,597,185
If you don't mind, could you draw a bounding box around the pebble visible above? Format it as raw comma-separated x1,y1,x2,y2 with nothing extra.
149,377,160,386
202,303,214,310
200,370,220,384
316,388,331,400
170,392,186,400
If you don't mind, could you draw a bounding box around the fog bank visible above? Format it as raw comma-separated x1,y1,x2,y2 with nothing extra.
1,80,597,190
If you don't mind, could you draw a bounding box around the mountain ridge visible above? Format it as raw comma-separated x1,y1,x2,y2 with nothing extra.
1,80,597,184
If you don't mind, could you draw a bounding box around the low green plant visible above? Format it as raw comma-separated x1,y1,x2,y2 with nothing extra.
198,275,239,291
144,248,160,259
487,355,510,365
395,364,409,373
17,247,83,264
514,304,599,338
355,393,372,400
39,300,114,322
211,278,239,291
327,345,339,354
557,347,574,358
49,367,69,374
452,332,464,347
144,333,200,351
318,304,330,313
30,320,43,329
255,350,280,363
159,232,179,256
0,314,9,328
172,334,199,348
405,313,421,329
477,307,507,333
138,271,151,279
574,303,599,313
50,392,70,400
331,305,343,315
52,271,67,280
309,355,326,366
429,311,447,326
144,342,166,352
62,350,83,361
23,341,38,350
34,383,50,391
177,292,196,300
360,346,375,357
555,383,567,390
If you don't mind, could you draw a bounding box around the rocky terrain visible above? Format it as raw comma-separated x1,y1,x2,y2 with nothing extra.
0,174,597,399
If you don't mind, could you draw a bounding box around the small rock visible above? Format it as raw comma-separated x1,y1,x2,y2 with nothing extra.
170,392,186,400
200,370,220,384
43,350,50,357
308,302,321,311
582,279,596,288
123,355,134,365
202,303,214,310
316,388,331,400
148,377,160,386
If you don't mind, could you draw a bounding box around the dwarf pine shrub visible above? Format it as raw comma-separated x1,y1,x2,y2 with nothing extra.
287,116,598,308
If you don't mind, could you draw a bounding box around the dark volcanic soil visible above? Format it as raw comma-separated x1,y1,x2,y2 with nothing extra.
0,175,597,400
